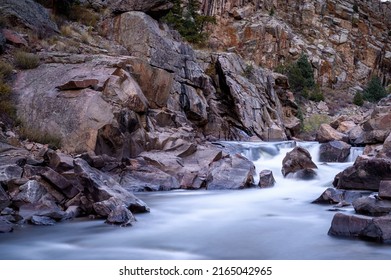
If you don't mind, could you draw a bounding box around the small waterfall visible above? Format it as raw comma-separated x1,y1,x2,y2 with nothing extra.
347,147,364,162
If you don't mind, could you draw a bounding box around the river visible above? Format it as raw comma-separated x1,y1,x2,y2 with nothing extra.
1,141,391,260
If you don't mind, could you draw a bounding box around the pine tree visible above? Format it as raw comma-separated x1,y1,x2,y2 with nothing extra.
287,53,315,92
162,0,215,44
363,76,387,102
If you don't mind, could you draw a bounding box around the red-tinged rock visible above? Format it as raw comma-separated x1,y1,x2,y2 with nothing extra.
2,29,28,46
57,79,99,90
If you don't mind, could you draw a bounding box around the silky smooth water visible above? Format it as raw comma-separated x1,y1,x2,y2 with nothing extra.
1,141,390,260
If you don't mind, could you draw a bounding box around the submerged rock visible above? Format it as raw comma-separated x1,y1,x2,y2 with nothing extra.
258,170,276,188
0,217,13,233
30,215,56,226
106,205,136,227
312,187,368,205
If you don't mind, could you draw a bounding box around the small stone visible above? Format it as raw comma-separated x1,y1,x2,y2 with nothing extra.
30,215,56,226
258,170,276,188
106,205,136,227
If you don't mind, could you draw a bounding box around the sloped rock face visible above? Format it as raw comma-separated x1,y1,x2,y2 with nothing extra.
101,11,298,141
0,0,58,36
211,53,288,140
201,0,391,88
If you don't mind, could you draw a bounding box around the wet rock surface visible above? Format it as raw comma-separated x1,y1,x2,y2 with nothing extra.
281,146,318,178
319,141,351,162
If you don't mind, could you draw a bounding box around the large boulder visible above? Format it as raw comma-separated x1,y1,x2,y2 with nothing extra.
281,146,318,178
0,165,23,183
353,197,391,216
329,213,391,243
73,158,149,213
117,160,180,192
328,212,372,238
14,55,149,157
319,140,351,162
316,124,348,143
12,180,47,207
207,154,255,190
333,157,391,191
312,187,368,205
0,0,58,36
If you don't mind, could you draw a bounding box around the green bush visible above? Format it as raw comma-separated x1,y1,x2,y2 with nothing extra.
302,114,330,134
287,53,315,93
353,91,364,106
15,51,40,69
162,0,216,45
274,64,288,74
308,86,325,102
362,76,387,103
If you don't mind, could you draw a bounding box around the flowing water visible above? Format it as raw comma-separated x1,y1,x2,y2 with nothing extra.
1,141,391,260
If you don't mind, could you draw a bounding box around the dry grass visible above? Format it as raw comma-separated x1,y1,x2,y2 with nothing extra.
0,80,16,119
18,125,62,149
60,24,73,37
0,60,13,80
69,6,100,28
80,30,93,44
14,51,40,69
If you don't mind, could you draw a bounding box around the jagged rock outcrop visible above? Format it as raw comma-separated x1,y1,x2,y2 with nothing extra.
105,0,173,18
0,141,150,229
13,8,299,158
201,0,391,88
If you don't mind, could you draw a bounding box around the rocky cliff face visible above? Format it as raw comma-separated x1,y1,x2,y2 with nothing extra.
13,6,300,158
201,0,391,89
